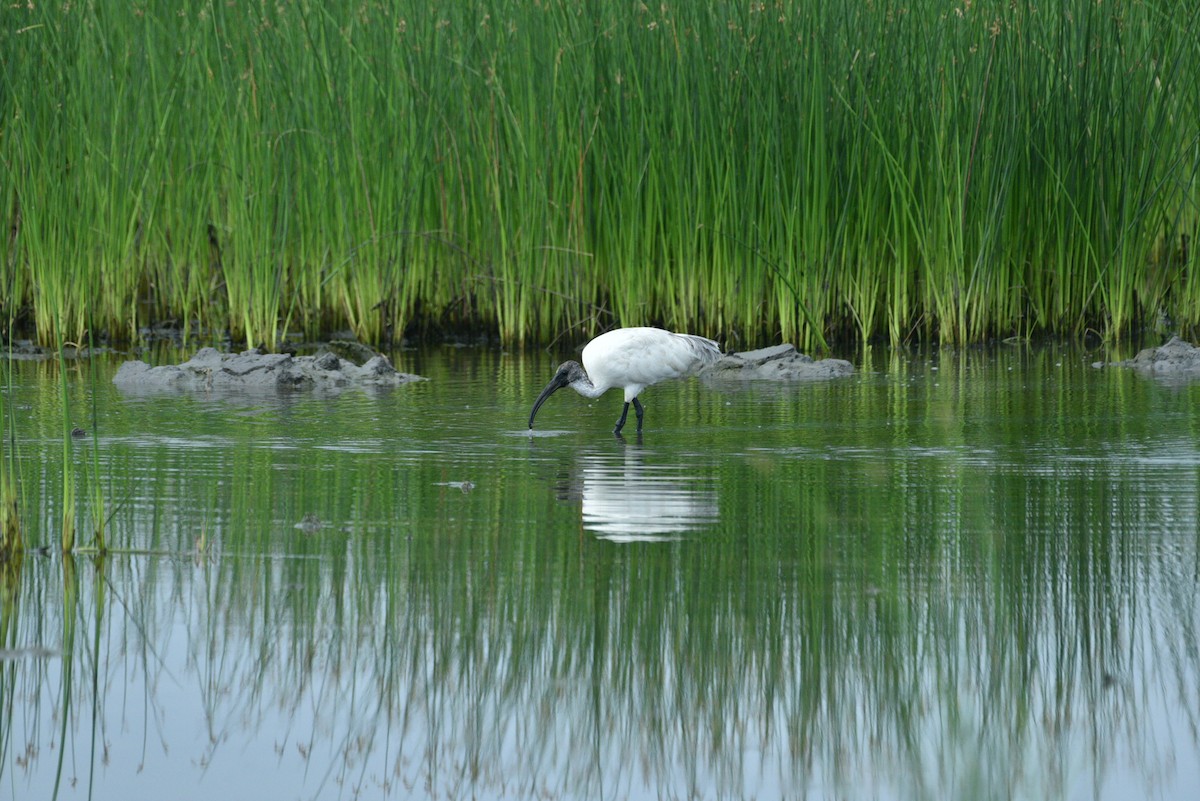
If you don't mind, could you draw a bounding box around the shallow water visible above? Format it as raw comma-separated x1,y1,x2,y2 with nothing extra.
2,343,1199,800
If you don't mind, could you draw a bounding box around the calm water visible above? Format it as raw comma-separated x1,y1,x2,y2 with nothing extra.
2,343,1199,800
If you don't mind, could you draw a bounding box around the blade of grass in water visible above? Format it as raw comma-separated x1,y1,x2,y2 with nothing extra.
56,332,76,553
0,372,19,556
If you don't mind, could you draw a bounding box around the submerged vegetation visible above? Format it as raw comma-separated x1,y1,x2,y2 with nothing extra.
1,1,1198,348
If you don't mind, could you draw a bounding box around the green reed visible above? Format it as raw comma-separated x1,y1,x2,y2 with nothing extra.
0,356,18,557
2,2,1197,348
55,336,76,553
80,331,107,554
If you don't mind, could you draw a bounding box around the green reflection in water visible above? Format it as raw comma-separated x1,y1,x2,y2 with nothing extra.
1,345,1199,800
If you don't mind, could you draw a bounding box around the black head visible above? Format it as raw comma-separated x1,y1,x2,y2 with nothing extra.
528,360,586,429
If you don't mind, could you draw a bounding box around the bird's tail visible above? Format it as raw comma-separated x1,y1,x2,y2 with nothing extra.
677,333,722,367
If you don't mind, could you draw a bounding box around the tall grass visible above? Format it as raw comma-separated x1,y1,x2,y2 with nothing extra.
1,1,1197,348
2,241,18,556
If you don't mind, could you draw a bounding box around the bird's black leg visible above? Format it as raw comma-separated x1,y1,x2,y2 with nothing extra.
633,398,645,432
613,402,631,435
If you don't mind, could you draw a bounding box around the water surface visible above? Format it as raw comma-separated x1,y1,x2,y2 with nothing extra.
2,344,1198,800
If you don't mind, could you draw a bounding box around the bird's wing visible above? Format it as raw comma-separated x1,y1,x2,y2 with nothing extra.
585,328,719,390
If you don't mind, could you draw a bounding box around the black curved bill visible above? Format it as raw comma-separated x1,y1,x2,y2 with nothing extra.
528,375,567,429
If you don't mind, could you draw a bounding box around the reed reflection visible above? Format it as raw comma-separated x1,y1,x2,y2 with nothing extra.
6,508,1197,801
4,348,1200,800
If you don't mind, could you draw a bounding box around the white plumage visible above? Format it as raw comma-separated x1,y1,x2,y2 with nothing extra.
528,327,721,434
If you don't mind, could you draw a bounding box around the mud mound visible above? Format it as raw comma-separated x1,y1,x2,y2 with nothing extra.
1107,337,1200,378
114,347,424,392
702,344,855,381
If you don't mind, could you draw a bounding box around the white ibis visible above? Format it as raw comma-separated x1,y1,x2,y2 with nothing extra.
528,327,721,434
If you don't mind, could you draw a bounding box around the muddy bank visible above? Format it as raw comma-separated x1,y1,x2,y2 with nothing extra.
113,347,424,393
702,344,856,381
1101,337,1200,378
3,341,107,361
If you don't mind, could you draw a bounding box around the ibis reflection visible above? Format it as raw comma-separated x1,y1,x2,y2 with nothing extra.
578,444,719,540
